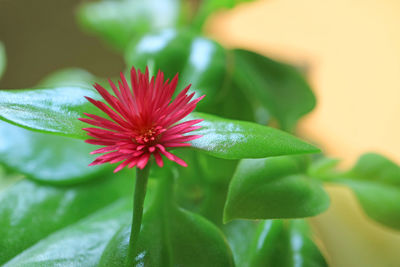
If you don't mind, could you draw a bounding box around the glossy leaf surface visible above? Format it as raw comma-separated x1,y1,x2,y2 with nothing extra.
0,86,99,138
188,113,320,159
0,120,106,184
0,87,319,160
223,219,327,267
0,172,132,265
78,0,181,50
99,176,234,266
4,198,131,266
125,29,193,78
0,42,5,80
247,220,327,267
224,156,329,222
334,153,400,230
223,220,259,265
125,29,228,110
233,49,316,131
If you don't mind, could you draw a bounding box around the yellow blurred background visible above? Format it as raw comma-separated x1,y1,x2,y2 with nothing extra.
206,0,400,266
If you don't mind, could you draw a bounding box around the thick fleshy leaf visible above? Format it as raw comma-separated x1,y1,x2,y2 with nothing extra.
4,198,131,266
206,79,255,122
0,42,5,80
0,171,132,265
125,29,193,78
0,86,319,160
233,49,316,131
77,0,181,50
223,220,259,265
188,112,320,159
0,120,107,184
37,68,96,88
125,29,228,110
223,219,327,267
333,153,400,230
347,153,400,185
247,220,327,267
223,156,329,222
179,37,228,110
192,0,255,30
172,150,237,225
99,176,234,267
0,86,99,138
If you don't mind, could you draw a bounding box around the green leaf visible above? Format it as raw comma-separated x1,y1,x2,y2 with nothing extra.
307,157,340,180
173,150,237,225
37,68,96,88
125,29,193,78
179,37,228,110
223,219,327,267
191,0,255,30
0,86,99,138
0,120,107,184
246,220,327,267
77,0,181,50
223,220,259,265
99,176,234,266
223,156,330,222
125,29,229,110
0,172,132,265
340,180,400,230
4,198,131,266
188,112,320,159
206,79,255,122
333,153,400,230
233,49,316,131
0,85,319,160
0,42,6,80
348,153,400,185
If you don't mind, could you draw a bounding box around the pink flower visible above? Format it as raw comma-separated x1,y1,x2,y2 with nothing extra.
79,67,204,172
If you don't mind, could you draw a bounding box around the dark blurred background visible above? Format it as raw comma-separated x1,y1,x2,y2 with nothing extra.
0,0,124,89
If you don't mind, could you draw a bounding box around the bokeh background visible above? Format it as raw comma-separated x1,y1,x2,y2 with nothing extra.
1,0,399,266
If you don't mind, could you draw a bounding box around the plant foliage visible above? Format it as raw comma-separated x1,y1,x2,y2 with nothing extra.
0,0,398,266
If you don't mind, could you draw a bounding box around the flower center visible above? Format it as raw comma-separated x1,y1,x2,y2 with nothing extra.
134,125,166,145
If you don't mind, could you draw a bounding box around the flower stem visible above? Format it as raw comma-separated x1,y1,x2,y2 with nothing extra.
125,164,151,267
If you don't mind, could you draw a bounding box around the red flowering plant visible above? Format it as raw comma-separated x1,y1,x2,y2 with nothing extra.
80,67,207,265
80,67,204,171
0,1,399,266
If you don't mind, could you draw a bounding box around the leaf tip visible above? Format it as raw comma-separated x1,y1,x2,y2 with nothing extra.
299,142,321,155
